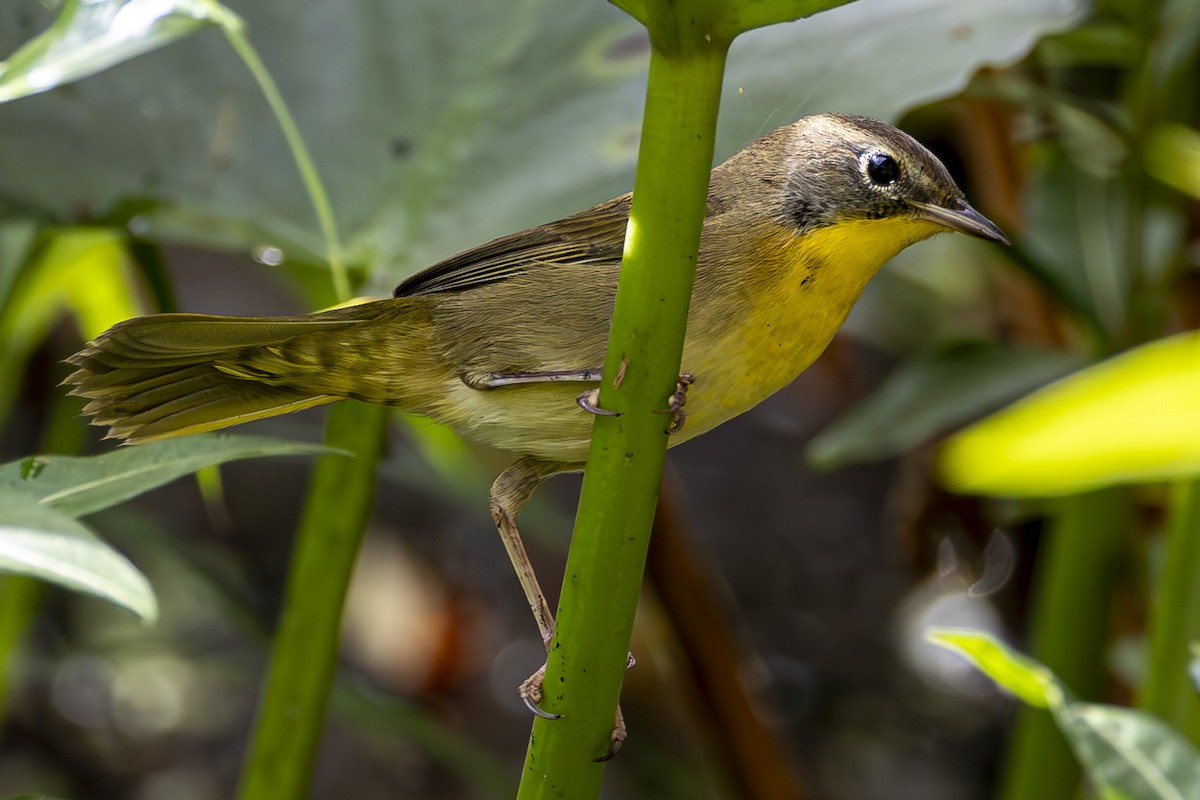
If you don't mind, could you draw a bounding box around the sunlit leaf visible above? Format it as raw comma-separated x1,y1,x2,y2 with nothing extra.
0,227,142,423
0,0,234,104
938,331,1200,496
808,342,1084,469
0,434,341,518
1148,124,1200,201
0,0,1084,286
0,491,156,621
927,628,1058,708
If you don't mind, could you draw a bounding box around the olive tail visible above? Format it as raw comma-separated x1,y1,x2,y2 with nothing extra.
65,307,382,444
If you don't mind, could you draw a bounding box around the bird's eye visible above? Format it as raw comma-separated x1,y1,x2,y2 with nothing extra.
866,152,900,186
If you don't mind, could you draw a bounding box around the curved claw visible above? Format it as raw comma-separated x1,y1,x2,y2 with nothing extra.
593,735,624,763
523,693,562,720
577,388,621,417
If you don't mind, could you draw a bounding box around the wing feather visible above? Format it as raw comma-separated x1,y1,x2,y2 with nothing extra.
394,195,631,297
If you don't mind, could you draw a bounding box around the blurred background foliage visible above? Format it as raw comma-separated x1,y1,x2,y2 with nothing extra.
2,0,1200,798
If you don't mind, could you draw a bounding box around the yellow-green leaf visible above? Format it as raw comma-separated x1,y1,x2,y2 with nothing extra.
938,331,1200,496
927,628,1061,708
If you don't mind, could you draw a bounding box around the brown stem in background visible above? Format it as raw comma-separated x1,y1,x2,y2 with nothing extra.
648,466,809,800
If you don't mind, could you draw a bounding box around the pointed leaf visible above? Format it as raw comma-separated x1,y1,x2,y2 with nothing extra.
0,491,156,621
927,628,1059,708
939,331,1200,496
1,433,341,518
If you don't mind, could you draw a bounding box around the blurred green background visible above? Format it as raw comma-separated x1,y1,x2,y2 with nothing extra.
3,0,1200,798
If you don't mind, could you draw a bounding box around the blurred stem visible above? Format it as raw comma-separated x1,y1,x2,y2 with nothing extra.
221,23,349,302
516,19,730,800
125,237,179,313
238,402,386,800
1138,479,1200,745
1121,5,1166,346
999,490,1127,800
0,576,44,720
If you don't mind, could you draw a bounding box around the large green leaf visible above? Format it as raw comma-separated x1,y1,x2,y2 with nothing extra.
0,491,156,621
930,629,1200,800
939,331,1200,496
808,341,1085,469
0,0,229,104
1,433,339,518
0,0,1083,288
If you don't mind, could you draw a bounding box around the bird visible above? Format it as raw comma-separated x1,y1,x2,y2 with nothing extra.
65,112,1006,747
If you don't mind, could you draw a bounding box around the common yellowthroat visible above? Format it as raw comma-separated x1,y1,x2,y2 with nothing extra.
66,114,1005,725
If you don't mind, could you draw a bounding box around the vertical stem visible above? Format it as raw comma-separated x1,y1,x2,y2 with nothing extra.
0,576,44,720
238,402,387,800
999,490,1127,800
1139,478,1200,744
516,32,729,800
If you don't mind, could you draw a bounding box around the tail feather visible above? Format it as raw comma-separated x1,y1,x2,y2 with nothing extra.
66,312,359,443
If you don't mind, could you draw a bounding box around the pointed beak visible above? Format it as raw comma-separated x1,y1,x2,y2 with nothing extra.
910,199,1009,245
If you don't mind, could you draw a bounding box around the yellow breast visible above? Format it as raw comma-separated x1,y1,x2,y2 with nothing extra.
675,216,943,442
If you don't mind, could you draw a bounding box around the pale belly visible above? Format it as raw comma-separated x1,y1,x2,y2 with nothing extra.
423,287,855,464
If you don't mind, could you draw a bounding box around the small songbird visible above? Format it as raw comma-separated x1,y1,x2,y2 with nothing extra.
66,113,1006,740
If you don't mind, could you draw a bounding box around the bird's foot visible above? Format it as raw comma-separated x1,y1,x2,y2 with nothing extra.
518,651,635,760
654,373,695,434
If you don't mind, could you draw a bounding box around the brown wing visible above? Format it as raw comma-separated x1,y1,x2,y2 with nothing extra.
393,195,631,297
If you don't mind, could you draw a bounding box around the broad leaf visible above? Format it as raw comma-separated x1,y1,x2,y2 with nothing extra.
808,341,1084,469
0,0,1084,286
1,433,339,518
0,491,156,621
939,331,1200,496
0,0,230,104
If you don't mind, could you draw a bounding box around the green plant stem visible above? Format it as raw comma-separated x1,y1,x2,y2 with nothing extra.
221,21,349,302
1139,478,1200,744
515,24,731,800
999,490,1127,800
237,401,386,800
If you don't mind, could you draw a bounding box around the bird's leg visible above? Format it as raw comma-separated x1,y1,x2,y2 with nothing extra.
489,456,630,757
488,457,568,653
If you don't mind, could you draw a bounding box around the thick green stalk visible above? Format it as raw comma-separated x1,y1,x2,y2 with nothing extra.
1139,479,1200,744
999,490,1127,800
515,25,730,800
238,402,386,800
